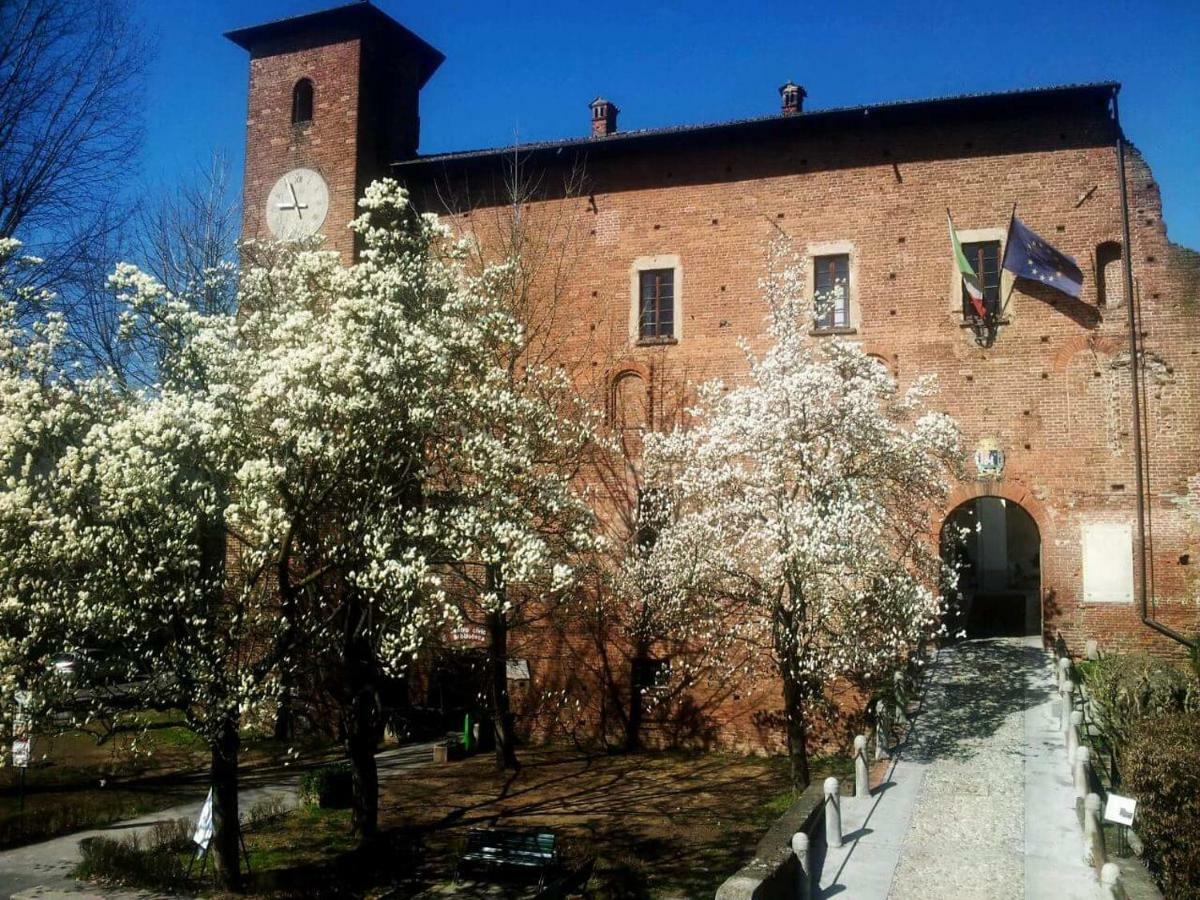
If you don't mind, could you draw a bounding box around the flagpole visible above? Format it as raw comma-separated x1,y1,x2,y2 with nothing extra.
1000,204,1018,316
1112,87,1192,648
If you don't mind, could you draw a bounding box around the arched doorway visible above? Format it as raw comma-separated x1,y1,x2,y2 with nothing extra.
940,497,1041,638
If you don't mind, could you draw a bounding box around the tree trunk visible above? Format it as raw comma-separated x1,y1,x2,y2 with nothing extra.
345,683,379,842
273,685,293,742
781,667,811,790
625,675,645,752
210,710,242,891
486,565,519,771
342,594,380,844
625,643,651,752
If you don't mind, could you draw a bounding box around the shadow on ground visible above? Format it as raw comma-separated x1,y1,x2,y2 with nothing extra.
899,639,1050,763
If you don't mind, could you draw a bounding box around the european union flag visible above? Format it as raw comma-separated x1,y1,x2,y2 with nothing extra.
1001,215,1084,299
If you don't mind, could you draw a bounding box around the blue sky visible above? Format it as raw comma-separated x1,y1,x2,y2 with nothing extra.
137,0,1199,249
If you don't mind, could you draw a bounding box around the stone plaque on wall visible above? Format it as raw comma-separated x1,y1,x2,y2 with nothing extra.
1081,521,1134,603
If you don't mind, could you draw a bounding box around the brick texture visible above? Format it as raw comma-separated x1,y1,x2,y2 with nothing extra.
234,15,1200,754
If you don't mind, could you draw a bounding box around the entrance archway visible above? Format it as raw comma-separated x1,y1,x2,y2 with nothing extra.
940,497,1041,638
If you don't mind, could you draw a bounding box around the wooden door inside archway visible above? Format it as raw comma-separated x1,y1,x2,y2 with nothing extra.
940,497,1042,638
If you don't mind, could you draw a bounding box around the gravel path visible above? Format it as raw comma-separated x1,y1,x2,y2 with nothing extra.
818,637,1100,899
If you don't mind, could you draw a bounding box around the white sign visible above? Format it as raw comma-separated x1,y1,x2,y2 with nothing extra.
11,694,32,768
506,659,530,681
1104,793,1137,827
192,789,214,851
449,624,488,647
1082,522,1134,603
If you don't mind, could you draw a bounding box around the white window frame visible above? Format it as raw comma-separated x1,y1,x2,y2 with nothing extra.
630,255,682,345
806,241,858,334
947,225,1014,319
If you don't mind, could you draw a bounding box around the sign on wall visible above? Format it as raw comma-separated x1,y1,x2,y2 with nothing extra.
1081,521,1134,603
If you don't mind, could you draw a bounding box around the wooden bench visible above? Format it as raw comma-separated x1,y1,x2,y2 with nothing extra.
455,827,556,889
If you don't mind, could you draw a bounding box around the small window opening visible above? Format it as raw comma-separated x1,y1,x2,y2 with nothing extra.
639,268,675,341
813,253,850,330
292,79,314,125
961,240,1001,321
1096,241,1123,308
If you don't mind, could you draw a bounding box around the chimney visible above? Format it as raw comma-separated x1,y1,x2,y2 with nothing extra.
779,81,807,115
590,97,619,137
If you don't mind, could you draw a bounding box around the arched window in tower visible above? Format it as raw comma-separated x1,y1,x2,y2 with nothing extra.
291,78,314,125
1096,241,1123,308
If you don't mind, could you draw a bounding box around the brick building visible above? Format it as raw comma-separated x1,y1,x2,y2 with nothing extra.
228,3,1200,752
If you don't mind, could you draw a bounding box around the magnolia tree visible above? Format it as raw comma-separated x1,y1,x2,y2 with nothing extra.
0,242,277,888
638,242,962,787
0,181,588,880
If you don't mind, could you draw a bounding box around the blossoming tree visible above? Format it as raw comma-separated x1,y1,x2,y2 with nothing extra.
0,181,592,881
639,243,962,787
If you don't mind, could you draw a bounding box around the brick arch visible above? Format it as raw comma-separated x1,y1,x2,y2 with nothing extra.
935,479,1049,540
1051,335,1122,373
607,363,652,429
859,343,899,376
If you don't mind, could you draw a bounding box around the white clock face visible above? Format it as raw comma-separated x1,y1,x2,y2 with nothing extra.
265,168,330,240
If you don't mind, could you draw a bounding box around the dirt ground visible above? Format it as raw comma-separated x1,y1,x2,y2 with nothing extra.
376,748,797,899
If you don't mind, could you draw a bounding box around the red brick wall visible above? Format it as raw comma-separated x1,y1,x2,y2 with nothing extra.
239,32,363,262
238,29,1200,751
398,111,1200,750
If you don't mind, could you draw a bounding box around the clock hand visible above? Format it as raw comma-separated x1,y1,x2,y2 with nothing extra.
289,182,303,220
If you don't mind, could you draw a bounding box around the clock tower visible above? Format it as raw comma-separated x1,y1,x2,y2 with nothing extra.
227,2,444,262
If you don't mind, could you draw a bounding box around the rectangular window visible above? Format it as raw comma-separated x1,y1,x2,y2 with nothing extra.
961,241,1002,319
639,269,674,340
813,254,850,330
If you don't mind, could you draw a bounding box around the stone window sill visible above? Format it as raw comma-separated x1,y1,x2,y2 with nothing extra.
637,336,678,347
809,326,858,337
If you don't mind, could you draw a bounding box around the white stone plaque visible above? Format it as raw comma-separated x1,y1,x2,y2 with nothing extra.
1081,521,1134,603
1104,793,1136,826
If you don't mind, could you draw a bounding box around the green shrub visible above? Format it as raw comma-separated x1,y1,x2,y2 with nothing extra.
1081,653,1198,748
298,763,352,809
1122,713,1200,899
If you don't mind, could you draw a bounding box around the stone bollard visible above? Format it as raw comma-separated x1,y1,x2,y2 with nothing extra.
1067,710,1082,760
1062,679,1076,740
854,734,870,800
893,670,908,725
1086,639,1100,660
1100,862,1125,899
1073,746,1091,800
824,777,843,849
874,699,890,761
1057,656,1071,691
1084,792,1107,868
791,831,811,900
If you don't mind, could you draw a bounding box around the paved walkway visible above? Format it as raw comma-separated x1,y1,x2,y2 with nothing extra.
0,742,433,900
816,637,1099,899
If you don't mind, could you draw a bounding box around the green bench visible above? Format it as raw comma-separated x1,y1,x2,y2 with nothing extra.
455,827,557,889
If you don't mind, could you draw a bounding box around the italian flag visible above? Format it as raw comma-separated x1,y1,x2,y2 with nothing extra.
948,211,987,318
